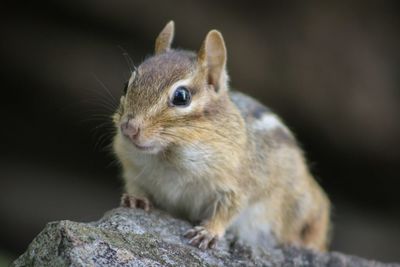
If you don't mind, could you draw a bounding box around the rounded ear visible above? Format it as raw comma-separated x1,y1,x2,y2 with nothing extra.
198,30,228,91
155,21,175,54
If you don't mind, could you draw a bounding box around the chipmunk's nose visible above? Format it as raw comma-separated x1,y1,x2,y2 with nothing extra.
121,119,140,141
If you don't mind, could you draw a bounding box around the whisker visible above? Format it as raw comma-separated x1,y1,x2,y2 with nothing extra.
78,92,118,114
93,131,113,152
169,123,242,149
91,72,118,106
117,45,136,73
100,140,115,153
106,157,120,169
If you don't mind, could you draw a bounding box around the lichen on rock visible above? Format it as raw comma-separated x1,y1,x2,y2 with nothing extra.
12,208,399,267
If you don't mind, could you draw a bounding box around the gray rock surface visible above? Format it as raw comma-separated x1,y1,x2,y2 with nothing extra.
12,208,399,267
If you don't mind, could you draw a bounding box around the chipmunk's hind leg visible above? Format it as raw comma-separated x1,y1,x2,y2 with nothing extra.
299,203,330,251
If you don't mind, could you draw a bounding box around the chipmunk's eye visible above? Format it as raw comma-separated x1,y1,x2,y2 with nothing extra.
123,81,129,95
172,86,191,106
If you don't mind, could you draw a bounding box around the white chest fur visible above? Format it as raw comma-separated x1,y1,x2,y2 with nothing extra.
124,145,219,222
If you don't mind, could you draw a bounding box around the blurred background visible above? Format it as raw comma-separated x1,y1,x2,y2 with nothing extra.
1,0,399,264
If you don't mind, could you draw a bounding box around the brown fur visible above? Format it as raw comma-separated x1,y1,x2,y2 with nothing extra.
112,21,331,251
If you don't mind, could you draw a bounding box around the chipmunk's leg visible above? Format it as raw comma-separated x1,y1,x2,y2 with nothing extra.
120,184,152,211
299,196,330,251
120,193,153,211
184,193,240,249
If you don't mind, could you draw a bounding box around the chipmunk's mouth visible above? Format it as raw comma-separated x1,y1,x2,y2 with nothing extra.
134,144,154,151
118,128,163,154
131,142,164,154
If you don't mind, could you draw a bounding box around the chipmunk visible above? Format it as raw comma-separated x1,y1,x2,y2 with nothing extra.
113,21,331,251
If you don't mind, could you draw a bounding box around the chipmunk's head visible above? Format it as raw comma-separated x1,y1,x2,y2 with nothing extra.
113,21,232,155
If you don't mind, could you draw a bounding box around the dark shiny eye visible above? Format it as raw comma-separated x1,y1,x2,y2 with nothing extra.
123,81,129,94
171,86,191,106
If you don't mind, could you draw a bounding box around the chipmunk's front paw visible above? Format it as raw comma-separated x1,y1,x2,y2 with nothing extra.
184,226,219,249
120,193,152,211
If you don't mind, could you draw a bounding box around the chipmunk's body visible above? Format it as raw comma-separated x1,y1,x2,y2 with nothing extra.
113,21,330,251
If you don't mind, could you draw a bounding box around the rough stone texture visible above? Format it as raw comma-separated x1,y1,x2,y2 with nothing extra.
12,208,399,267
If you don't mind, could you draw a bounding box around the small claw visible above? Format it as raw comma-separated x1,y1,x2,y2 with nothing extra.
120,193,131,207
136,198,152,211
120,194,152,211
199,236,213,250
184,226,204,238
184,229,196,238
189,233,205,246
209,237,218,249
184,226,219,249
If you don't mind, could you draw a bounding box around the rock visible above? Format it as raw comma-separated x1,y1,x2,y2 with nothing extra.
12,208,399,267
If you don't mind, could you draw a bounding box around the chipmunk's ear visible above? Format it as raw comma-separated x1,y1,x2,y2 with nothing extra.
198,30,228,91
155,21,175,54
